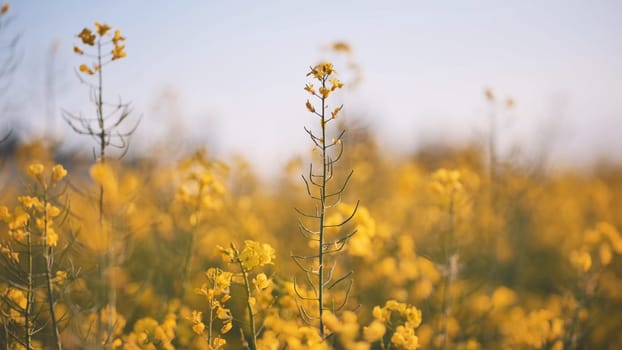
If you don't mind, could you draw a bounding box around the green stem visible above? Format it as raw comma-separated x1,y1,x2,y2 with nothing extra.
238,259,257,350
95,38,108,350
318,78,327,337
26,224,33,350
43,191,62,350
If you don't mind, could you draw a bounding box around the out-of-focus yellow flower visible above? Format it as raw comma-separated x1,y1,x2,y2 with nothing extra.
1,3,9,15
18,196,43,211
331,41,352,54
484,88,494,101
330,77,344,91
55,271,67,285
94,22,111,36
112,29,126,45
570,249,592,272
77,28,96,46
79,64,95,75
27,163,45,178
111,44,127,60
253,273,271,291
46,227,59,247
90,162,117,191
363,320,386,342
52,164,68,182
73,46,84,55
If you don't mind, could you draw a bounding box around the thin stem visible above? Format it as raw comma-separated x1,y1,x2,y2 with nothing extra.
26,225,33,350
318,77,327,337
95,38,106,350
238,260,257,350
43,191,63,350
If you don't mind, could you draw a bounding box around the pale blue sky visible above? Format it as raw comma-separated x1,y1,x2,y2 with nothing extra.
7,1,622,172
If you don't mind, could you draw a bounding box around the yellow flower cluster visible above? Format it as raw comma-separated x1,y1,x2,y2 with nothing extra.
0,163,67,247
304,61,345,119
114,313,176,350
193,268,233,347
74,22,127,75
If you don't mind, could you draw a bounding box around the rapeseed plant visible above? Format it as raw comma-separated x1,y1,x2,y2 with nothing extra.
294,62,358,337
63,22,137,348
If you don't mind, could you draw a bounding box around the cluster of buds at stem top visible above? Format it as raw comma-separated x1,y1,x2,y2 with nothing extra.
74,22,127,75
304,62,344,120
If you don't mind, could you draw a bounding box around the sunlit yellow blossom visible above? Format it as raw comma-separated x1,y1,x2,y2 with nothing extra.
330,77,344,91
213,337,227,348
27,163,45,178
73,46,84,55
238,240,275,270
111,44,127,60
363,320,386,342
253,273,271,291
18,196,43,210
0,3,8,14
77,28,96,46
112,29,126,45
221,321,232,334
307,61,336,80
46,227,59,247
94,22,111,36
52,164,68,182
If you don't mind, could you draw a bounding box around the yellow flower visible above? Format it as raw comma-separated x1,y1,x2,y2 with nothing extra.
18,196,43,210
52,164,68,182
0,3,8,15
77,28,96,46
111,44,127,60
79,64,95,75
192,322,205,335
304,83,316,95
330,77,344,91
112,29,126,45
46,227,59,247
253,273,271,291
484,88,494,101
307,61,336,80
363,320,386,342
73,46,84,55
331,41,352,54
221,321,232,334
94,22,111,36
55,271,67,285
319,86,331,99
305,100,315,113
238,240,275,270
27,163,45,178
